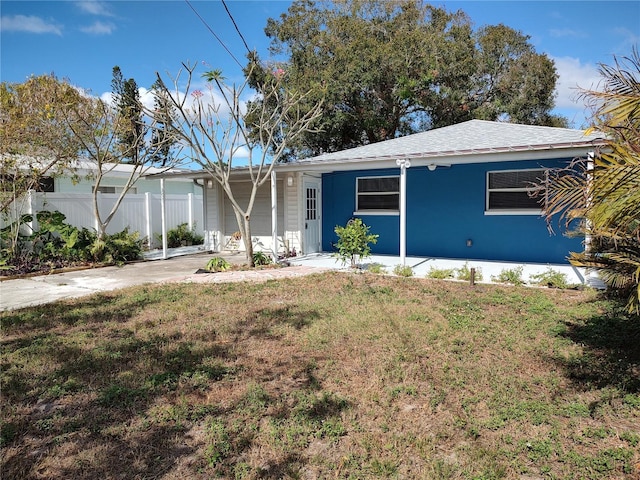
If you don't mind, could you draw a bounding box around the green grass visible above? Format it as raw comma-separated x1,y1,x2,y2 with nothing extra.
2,272,639,479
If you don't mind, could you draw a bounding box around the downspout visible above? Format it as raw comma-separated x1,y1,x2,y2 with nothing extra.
396,159,411,266
161,178,167,260
271,171,278,262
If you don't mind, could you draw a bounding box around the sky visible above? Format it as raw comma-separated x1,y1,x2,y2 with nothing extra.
1,0,639,131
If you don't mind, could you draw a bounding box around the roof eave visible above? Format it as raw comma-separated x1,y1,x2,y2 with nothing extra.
288,142,606,172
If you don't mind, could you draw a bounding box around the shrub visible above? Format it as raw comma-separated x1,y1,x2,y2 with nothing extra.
367,263,387,274
455,262,483,282
333,218,378,268
530,268,569,289
491,266,525,285
393,264,413,277
426,267,455,279
160,223,204,248
0,210,143,273
205,257,231,272
252,251,273,266
90,228,143,265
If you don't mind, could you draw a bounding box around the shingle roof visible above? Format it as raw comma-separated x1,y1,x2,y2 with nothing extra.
296,120,606,164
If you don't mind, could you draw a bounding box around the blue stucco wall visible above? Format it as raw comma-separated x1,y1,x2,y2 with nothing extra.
321,159,584,264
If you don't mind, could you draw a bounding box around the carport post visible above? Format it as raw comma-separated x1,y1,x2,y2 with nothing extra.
161,178,168,260
396,158,411,266
271,171,278,262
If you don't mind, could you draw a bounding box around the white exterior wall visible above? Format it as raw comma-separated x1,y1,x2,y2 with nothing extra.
283,172,302,255
222,181,285,253
200,173,314,256
203,182,222,251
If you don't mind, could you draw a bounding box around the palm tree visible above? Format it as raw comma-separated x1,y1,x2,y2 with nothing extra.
544,47,640,315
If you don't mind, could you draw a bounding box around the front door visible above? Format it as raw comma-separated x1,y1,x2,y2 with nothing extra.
304,181,320,254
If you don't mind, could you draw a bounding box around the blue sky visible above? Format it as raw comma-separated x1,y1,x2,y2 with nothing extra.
2,0,639,130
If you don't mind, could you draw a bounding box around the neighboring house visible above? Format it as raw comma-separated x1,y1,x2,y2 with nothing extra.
42,160,204,196
157,120,607,264
2,158,204,247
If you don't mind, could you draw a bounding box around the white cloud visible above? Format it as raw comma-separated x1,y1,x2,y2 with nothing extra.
75,1,114,17
80,20,115,35
553,56,601,109
612,26,640,53
138,88,157,110
549,28,587,39
1,14,62,35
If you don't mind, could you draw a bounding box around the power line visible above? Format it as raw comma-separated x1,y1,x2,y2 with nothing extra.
184,0,243,69
221,0,252,55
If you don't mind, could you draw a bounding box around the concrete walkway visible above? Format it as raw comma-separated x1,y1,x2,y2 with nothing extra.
1,248,601,312
0,250,325,312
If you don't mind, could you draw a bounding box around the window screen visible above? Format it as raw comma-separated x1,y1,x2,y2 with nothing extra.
356,176,399,211
487,169,545,211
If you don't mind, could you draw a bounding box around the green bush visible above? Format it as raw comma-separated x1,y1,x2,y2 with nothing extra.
333,218,378,268
252,251,273,266
491,266,525,285
160,223,204,248
367,263,387,274
393,264,413,277
205,257,231,272
90,228,143,265
0,210,143,274
426,267,455,279
529,268,569,289
455,262,483,282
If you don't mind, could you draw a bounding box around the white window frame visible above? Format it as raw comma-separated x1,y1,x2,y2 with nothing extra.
354,175,400,216
485,168,546,216
95,186,137,194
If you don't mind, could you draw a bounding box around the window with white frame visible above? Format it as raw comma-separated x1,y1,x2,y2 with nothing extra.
486,169,546,213
94,186,137,194
356,176,400,212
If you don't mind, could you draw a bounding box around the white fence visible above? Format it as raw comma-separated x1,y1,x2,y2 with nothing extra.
3,191,204,249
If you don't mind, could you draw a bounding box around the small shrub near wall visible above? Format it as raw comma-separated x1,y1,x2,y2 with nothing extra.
158,223,204,248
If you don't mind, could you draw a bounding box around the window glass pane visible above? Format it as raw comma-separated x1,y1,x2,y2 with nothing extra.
358,177,399,193
358,194,399,210
489,170,544,189
489,191,541,210
38,177,54,192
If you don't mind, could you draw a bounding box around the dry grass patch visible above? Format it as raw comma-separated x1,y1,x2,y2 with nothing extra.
2,272,639,479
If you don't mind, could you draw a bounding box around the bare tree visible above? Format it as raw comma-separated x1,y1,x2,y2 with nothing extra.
61,72,183,241
154,60,322,266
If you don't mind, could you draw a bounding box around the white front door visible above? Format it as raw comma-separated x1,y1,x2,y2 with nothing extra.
304,181,320,254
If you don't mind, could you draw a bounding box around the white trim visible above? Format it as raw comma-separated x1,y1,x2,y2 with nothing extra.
484,210,543,216
353,210,400,216
485,168,546,213
355,174,400,213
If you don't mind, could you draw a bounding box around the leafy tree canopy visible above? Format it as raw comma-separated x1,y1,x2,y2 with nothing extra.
252,0,566,160
0,74,97,213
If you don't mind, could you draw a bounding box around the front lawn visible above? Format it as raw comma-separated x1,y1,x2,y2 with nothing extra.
1,272,639,479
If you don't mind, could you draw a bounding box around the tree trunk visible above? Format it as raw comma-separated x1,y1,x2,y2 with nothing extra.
232,207,254,267
243,216,254,267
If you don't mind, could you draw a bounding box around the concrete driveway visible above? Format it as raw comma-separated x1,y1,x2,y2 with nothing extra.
0,251,326,312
